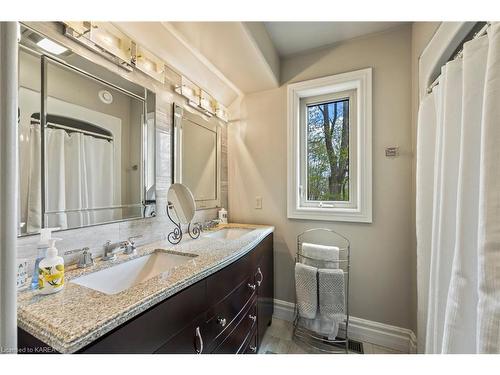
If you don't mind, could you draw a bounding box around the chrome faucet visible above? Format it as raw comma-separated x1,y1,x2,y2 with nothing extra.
202,219,221,231
102,240,126,261
102,235,143,261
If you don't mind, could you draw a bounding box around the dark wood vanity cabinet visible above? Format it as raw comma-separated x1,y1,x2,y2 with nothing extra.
18,233,273,354
255,234,274,347
154,233,273,355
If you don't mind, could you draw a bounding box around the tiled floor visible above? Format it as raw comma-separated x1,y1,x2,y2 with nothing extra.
258,317,405,354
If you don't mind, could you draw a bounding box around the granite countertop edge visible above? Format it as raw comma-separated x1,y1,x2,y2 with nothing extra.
17,224,274,353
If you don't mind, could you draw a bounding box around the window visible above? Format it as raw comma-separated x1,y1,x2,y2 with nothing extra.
287,68,372,222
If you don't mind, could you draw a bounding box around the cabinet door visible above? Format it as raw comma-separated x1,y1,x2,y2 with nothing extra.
80,279,207,353
155,315,207,354
256,234,274,347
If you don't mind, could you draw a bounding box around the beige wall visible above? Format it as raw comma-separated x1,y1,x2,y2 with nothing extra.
228,25,416,329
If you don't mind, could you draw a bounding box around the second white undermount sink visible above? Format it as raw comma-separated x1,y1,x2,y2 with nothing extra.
71,251,197,295
203,228,254,240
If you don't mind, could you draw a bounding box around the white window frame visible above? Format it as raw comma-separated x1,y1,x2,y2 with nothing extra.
300,90,357,209
287,68,372,223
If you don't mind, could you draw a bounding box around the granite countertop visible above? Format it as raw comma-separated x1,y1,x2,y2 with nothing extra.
17,223,274,353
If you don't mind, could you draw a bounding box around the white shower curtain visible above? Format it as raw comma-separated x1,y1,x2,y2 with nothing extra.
26,127,115,230
416,23,500,354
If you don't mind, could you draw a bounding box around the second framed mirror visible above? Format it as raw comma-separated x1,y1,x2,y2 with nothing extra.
172,104,222,210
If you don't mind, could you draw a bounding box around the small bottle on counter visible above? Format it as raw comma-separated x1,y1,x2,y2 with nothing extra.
218,208,228,224
38,238,65,295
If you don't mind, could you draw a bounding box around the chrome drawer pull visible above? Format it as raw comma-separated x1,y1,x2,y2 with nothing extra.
249,345,257,353
195,326,203,354
217,317,227,327
247,283,256,291
256,267,263,287
248,314,257,322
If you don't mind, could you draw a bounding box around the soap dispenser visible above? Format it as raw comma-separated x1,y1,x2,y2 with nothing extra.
38,238,65,294
31,227,59,290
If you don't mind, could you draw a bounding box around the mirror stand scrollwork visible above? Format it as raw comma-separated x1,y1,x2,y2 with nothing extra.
187,222,202,240
166,183,201,245
166,202,183,245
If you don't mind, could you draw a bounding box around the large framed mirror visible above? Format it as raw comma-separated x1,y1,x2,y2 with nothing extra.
173,104,221,210
18,25,156,236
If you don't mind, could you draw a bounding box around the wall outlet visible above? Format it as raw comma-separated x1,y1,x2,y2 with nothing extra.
255,196,262,209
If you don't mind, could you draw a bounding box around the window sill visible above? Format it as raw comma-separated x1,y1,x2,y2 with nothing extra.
288,206,372,223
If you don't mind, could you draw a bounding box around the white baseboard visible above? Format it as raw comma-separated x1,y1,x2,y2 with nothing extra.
273,298,417,354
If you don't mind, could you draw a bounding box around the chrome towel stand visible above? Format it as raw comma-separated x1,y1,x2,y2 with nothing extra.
293,228,351,353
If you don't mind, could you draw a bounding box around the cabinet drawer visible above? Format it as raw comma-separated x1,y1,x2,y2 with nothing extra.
243,328,258,354
205,276,256,349
207,249,254,303
250,234,271,262
212,299,257,354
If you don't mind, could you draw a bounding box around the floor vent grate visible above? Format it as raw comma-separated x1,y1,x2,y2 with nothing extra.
347,339,364,354
327,339,364,353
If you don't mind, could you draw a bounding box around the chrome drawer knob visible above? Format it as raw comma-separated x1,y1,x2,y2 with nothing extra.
217,317,227,327
247,283,256,291
249,345,257,353
248,314,257,322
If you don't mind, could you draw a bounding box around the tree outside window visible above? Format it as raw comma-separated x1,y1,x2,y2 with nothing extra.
306,99,349,202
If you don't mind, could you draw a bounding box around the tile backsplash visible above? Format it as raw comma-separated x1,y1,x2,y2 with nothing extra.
17,22,228,273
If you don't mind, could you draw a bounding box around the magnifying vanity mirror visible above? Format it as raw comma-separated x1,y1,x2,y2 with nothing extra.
17,25,156,236
166,183,201,244
167,183,196,224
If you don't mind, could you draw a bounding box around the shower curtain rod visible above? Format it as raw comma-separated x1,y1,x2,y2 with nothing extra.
30,117,114,141
426,22,491,94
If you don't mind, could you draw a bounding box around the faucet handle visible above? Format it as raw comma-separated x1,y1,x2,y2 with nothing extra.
124,236,142,255
64,247,94,268
128,235,143,244
78,247,94,268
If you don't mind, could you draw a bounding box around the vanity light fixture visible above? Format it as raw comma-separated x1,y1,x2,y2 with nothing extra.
131,42,165,83
36,38,68,55
63,22,133,72
215,103,228,122
200,90,216,116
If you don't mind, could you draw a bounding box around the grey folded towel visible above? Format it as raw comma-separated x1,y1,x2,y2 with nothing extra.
295,263,318,319
301,242,339,269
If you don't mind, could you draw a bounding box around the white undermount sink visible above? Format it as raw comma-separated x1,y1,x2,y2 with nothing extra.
203,228,254,240
71,251,197,295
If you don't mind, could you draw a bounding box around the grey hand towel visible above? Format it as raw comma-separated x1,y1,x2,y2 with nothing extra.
295,263,318,319
301,268,346,339
318,268,345,338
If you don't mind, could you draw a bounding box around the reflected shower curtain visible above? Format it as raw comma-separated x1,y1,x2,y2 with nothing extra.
27,127,115,230
416,23,500,353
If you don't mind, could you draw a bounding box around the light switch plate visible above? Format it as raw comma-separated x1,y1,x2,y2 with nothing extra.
255,196,262,209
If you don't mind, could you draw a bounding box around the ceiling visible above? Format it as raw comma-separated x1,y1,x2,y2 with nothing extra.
264,22,407,57
113,22,410,106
